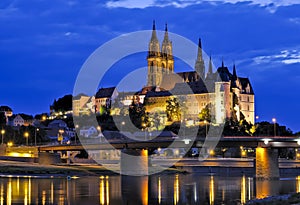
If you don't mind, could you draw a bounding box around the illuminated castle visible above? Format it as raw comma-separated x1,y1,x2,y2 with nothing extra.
144,21,255,124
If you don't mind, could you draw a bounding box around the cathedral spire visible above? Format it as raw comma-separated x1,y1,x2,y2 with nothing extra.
148,20,160,57
208,55,213,74
196,38,203,61
232,63,237,80
195,38,205,79
222,58,224,68
162,22,173,58
162,23,170,43
151,20,158,42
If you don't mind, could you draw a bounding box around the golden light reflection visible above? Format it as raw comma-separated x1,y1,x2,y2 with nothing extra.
28,177,31,205
296,176,300,193
24,180,28,205
141,177,148,205
209,176,214,205
100,178,105,205
17,177,19,195
42,190,46,205
248,178,251,200
0,183,3,205
106,177,110,205
7,178,11,205
100,176,110,205
241,176,246,204
50,181,54,204
174,174,179,205
158,177,161,204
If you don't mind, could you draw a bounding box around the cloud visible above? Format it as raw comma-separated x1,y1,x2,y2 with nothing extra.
105,0,300,10
253,49,300,65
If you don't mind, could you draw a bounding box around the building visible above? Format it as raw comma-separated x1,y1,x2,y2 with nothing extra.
73,94,95,116
143,22,255,124
95,87,118,112
79,126,98,137
9,114,34,127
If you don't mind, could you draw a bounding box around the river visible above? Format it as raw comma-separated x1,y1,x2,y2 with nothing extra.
0,174,299,205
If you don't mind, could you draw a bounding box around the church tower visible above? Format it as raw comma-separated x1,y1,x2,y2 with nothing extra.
195,38,205,80
161,23,174,75
147,21,162,86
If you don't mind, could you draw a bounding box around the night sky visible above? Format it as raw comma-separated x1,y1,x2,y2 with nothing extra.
1,0,300,131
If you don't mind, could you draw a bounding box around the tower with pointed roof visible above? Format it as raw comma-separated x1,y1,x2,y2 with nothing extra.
147,21,162,86
161,23,174,75
195,38,205,80
147,21,174,87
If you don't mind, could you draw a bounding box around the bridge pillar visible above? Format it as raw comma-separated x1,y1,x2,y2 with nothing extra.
255,147,279,180
121,149,148,176
38,152,61,165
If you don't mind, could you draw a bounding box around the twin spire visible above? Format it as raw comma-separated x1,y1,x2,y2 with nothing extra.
149,21,172,58
149,21,237,79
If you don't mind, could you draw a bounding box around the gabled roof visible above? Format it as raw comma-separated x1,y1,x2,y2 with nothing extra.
73,93,89,100
145,90,172,98
239,77,254,94
176,71,200,82
95,87,116,98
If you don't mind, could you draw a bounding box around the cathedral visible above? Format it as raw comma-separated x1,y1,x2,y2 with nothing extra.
144,21,255,125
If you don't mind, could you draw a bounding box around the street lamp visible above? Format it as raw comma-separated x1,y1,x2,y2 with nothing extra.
1,129,5,145
142,123,147,140
272,118,276,136
34,128,39,146
121,121,125,132
204,120,208,137
24,132,29,146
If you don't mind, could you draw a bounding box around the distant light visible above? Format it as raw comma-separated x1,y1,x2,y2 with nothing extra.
183,139,190,145
297,139,300,146
263,139,270,145
272,118,276,123
7,142,13,147
209,150,214,156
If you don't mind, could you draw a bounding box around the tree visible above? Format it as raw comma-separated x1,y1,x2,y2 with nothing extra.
129,100,149,129
52,94,73,112
199,105,211,122
166,98,181,122
0,112,6,126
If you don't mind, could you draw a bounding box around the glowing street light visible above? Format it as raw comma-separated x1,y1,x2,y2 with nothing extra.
1,129,5,145
7,141,13,147
121,121,125,132
24,132,29,146
204,120,208,137
34,128,39,146
272,118,276,136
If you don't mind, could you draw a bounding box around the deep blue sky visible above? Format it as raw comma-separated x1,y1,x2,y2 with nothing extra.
1,0,300,132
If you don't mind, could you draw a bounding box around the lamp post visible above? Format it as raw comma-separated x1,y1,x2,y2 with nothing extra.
75,124,79,144
121,121,125,132
24,132,29,146
142,123,147,140
1,129,5,145
272,118,276,136
34,128,39,146
204,120,208,137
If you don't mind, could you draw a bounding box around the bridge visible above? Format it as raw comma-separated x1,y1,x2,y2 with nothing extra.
37,136,300,179
38,136,300,151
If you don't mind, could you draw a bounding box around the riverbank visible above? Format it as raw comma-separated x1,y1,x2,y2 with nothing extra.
0,160,186,177
246,193,300,205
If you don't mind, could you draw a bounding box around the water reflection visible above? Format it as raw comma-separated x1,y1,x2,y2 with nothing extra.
209,175,214,205
0,175,299,204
